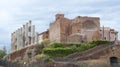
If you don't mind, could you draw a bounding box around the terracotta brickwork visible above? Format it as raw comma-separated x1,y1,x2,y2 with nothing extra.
49,20,61,42
49,14,101,43
100,27,118,44
49,14,118,43
38,30,49,43
5,45,39,61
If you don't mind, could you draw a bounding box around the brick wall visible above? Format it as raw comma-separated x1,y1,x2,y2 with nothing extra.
49,14,101,43
6,45,39,61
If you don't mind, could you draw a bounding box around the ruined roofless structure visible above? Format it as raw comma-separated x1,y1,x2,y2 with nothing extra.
49,14,118,43
49,14,100,43
11,14,118,52
11,21,38,52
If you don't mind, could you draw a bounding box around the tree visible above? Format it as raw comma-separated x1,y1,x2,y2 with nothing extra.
0,50,6,60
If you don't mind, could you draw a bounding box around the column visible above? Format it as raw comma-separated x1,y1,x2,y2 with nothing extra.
25,23,28,46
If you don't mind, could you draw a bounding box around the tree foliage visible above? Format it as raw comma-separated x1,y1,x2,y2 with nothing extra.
0,50,6,60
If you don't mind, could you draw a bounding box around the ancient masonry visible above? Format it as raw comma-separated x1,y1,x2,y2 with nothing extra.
49,14,118,43
11,14,118,52
11,21,38,52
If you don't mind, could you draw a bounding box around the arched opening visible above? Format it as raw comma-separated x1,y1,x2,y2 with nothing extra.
110,57,119,67
82,20,98,31
82,20,100,41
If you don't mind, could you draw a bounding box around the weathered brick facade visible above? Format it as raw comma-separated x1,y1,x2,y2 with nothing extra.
100,27,118,44
50,14,99,43
38,30,49,43
5,45,39,61
49,14,118,43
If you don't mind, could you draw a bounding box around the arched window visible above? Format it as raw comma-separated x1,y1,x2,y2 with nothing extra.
110,57,119,67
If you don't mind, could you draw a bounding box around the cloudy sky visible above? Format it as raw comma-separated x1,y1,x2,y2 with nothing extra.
0,0,120,52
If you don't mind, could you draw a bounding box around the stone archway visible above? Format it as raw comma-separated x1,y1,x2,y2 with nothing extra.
82,20,100,41
110,57,119,67
82,20,98,31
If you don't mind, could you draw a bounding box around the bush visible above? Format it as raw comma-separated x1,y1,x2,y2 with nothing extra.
43,47,74,57
43,57,54,62
39,39,49,53
39,44,45,50
77,43,95,52
90,40,110,45
35,54,48,60
50,42,64,48
41,39,49,47
71,45,78,52
66,42,81,47
41,40,110,57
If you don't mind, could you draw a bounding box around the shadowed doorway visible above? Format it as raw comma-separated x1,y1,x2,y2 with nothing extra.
110,57,119,67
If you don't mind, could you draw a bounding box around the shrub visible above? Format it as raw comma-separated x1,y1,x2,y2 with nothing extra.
43,47,74,57
67,42,81,47
71,45,78,52
50,42,64,48
41,40,110,57
43,57,54,62
90,40,110,45
39,39,49,53
41,39,49,47
39,44,45,50
35,54,48,60
76,43,96,52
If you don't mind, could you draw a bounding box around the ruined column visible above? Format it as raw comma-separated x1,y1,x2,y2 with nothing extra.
25,23,29,46
35,33,38,44
11,21,39,52
31,25,35,44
